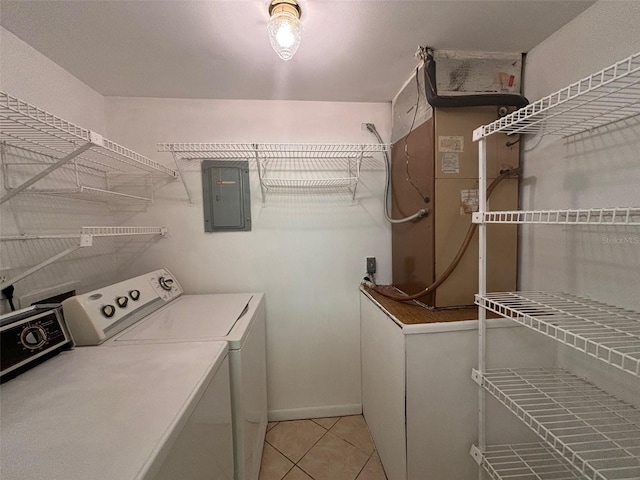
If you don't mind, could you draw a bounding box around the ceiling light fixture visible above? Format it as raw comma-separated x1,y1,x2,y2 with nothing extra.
268,0,302,61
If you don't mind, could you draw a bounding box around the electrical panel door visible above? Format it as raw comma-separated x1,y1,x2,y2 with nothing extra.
202,160,251,232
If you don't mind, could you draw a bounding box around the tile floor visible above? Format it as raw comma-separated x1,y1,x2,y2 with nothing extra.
259,415,387,480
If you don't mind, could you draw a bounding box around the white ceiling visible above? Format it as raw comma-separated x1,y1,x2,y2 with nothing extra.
0,0,595,102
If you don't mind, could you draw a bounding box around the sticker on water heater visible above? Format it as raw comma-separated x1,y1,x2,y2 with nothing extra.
438,135,464,153
441,153,460,174
460,189,479,214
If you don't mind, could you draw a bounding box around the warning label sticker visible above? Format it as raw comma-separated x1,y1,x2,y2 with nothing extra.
441,153,460,174
460,189,479,214
438,135,464,153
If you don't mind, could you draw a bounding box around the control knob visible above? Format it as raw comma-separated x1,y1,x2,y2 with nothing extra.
116,296,128,308
158,276,174,291
129,290,140,301
20,325,47,350
101,305,116,318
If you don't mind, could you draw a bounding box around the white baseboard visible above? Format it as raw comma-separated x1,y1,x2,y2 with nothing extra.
268,404,362,422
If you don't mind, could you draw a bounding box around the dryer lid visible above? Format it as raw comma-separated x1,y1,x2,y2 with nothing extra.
114,294,253,342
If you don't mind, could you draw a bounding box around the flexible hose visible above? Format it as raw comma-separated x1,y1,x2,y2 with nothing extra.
365,123,428,224
367,167,520,302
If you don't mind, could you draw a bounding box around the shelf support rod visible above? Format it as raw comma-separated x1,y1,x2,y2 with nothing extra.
477,136,488,480
351,149,364,203
1,234,93,286
169,150,194,205
0,142,93,205
254,145,267,205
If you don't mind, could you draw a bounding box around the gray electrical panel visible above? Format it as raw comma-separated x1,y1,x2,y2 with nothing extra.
202,160,251,232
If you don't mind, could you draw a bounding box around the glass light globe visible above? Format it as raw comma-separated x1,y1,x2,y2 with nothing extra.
268,5,302,61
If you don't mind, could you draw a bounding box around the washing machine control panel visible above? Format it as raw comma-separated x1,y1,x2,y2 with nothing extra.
149,271,181,301
62,269,183,346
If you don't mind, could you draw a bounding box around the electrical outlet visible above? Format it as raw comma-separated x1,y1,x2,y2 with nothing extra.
366,257,376,275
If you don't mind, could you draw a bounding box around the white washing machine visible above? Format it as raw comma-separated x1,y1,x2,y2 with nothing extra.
62,269,267,480
1,338,233,480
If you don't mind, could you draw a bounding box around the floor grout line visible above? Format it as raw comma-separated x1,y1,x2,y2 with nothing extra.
261,416,386,480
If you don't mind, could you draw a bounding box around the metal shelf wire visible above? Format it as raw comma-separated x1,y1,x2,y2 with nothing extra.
1,143,158,205
473,207,640,225
479,443,582,480
0,227,166,242
476,292,640,377
0,226,166,286
0,91,177,205
472,50,640,480
79,226,166,237
157,142,388,159
158,142,388,204
473,50,640,140
18,187,152,204
478,368,640,480
261,177,358,188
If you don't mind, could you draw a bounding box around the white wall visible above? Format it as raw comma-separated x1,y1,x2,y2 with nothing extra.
520,1,640,405
104,96,392,419
520,1,640,311
0,27,105,132
0,27,119,312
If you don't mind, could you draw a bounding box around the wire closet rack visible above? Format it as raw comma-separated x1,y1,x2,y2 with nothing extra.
0,91,178,205
472,51,640,140
0,92,173,287
471,49,640,480
157,142,389,204
474,207,640,226
482,443,583,480
0,227,167,288
475,368,640,480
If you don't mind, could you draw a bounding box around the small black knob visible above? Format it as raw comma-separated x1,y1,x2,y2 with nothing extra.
21,326,47,349
116,296,128,308
101,305,116,318
159,277,174,291
129,290,140,301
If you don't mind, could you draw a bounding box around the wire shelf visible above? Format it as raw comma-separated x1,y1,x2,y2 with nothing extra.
473,51,640,139
80,226,166,237
476,292,640,377
1,143,160,204
473,208,640,225
0,226,166,242
0,226,166,286
0,91,177,177
479,368,640,480
18,187,152,204
157,142,389,159
158,142,387,203
262,177,358,188
480,443,582,479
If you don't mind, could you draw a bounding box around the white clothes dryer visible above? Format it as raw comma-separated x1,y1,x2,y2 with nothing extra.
63,269,268,480
1,340,233,480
